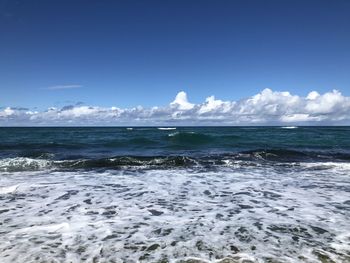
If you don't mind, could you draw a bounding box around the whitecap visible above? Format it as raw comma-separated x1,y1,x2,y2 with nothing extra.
0,157,52,172
157,127,176,130
168,132,179,137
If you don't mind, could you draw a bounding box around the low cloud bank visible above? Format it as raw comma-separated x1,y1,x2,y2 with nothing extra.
1,89,350,126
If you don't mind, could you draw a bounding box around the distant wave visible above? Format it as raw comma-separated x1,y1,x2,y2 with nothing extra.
157,127,176,130
281,126,298,129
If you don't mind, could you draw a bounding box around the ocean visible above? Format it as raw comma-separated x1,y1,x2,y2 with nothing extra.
0,127,349,262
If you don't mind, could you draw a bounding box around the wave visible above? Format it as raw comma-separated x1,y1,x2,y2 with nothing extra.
0,157,53,172
157,127,176,130
281,126,298,129
1,149,349,172
240,149,350,162
0,156,198,172
240,149,308,161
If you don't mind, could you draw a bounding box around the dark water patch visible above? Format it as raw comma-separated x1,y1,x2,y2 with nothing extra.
101,137,157,148
128,137,156,146
83,199,92,205
55,190,79,201
167,132,214,146
148,209,163,216
309,226,329,235
1,126,350,157
262,191,282,200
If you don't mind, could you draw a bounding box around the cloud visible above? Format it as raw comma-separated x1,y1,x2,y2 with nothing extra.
45,84,82,90
1,89,350,126
170,91,194,110
0,107,15,117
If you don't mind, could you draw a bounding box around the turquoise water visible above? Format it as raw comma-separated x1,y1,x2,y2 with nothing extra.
0,127,349,262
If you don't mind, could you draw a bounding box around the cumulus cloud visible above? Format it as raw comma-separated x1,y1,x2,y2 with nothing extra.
45,84,82,90
170,91,194,110
1,89,350,126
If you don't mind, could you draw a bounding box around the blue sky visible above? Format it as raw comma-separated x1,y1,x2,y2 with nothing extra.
1,0,350,125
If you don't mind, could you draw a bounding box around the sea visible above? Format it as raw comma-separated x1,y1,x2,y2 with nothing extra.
0,127,349,263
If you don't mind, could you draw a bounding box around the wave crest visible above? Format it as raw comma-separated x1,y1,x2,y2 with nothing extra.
1,149,350,172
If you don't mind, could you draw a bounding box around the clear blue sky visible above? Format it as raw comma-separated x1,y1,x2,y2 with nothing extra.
1,0,350,110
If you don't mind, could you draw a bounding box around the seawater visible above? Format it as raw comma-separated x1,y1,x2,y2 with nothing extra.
0,127,349,262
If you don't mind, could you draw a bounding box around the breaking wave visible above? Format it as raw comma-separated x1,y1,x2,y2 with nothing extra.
1,149,350,172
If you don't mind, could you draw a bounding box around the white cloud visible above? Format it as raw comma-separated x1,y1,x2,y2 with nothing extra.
198,96,233,114
45,84,82,90
0,107,15,117
306,91,320,100
1,89,350,126
305,90,349,115
279,113,321,123
170,91,194,110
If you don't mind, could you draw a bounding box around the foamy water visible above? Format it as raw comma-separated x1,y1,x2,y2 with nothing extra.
1,165,349,262
1,127,350,262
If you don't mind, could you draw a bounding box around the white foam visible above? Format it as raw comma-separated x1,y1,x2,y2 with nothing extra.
0,184,19,194
0,166,349,262
281,126,298,129
301,161,350,172
12,223,70,234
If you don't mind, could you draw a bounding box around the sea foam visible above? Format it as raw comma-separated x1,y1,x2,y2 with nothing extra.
0,165,349,262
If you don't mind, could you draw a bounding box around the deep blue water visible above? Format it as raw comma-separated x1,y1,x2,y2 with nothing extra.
0,126,349,170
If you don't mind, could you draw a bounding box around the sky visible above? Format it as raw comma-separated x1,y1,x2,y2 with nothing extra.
1,0,350,125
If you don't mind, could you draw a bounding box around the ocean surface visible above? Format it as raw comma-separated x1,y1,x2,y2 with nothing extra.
0,127,349,262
